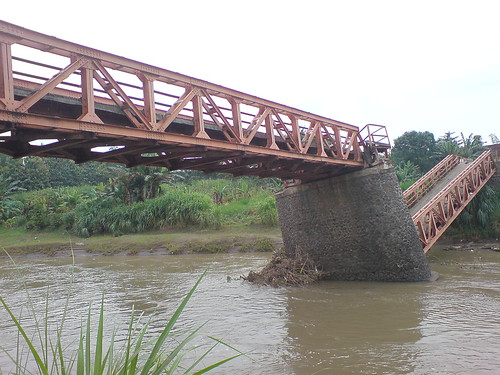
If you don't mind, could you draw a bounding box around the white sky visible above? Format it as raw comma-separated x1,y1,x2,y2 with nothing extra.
2,0,499,144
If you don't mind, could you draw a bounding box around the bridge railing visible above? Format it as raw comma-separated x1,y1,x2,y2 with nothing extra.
359,124,391,153
404,154,461,208
412,150,496,253
0,20,380,174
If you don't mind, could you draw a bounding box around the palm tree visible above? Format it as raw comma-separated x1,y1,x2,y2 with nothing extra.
434,140,460,159
458,133,484,158
107,166,169,204
434,131,460,160
434,132,485,160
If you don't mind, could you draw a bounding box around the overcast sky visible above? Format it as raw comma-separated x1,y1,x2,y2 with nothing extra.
2,0,499,144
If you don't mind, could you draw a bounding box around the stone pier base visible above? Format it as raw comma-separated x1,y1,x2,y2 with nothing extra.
276,164,432,281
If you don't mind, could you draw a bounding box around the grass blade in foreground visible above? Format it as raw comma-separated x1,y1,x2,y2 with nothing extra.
139,269,207,375
192,354,244,375
1,269,242,374
0,297,49,375
93,296,105,375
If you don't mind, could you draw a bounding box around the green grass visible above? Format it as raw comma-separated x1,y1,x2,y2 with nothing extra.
0,270,243,375
84,226,281,255
0,227,70,247
213,192,278,226
214,198,253,224
68,190,220,237
240,238,276,252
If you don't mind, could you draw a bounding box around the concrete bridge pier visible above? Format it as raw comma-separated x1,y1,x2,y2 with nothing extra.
276,164,432,281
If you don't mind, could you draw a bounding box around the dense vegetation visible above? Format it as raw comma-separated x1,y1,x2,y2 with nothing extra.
391,131,487,174
0,131,498,240
0,154,282,238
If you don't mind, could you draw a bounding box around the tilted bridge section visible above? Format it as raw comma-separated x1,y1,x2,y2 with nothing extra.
0,20,389,183
404,151,496,253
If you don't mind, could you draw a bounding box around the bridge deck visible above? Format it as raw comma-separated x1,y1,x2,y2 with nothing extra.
409,161,469,217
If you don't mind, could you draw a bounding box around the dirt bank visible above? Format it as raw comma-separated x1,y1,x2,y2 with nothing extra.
0,225,283,258
438,239,500,252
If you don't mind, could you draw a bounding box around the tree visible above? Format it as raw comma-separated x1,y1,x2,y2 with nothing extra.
44,158,118,187
19,157,51,190
0,156,51,191
390,131,437,173
434,132,485,160
0,154,118,191
434,131,461,160
458,132,484,158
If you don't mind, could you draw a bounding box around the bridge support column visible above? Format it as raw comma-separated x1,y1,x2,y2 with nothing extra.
276,164,432,281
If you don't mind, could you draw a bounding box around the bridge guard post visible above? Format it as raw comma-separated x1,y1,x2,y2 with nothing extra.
276,164,432,281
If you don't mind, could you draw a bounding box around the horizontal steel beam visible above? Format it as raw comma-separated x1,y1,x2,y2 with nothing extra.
0,111,363,166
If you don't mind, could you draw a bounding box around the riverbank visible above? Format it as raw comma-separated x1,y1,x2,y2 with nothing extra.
1,225,498,259
0,224,283,257
437,238,500,252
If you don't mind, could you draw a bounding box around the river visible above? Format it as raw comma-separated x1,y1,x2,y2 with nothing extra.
0,245,499,374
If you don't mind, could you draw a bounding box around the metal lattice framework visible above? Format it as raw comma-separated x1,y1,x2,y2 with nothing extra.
359,124,390,156
404,154,460,209
0,21,390,182
412,151,496,253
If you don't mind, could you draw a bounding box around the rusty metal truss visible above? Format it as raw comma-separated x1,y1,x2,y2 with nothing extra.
359,124,390,153
0,21,390,182
404,154,460,209
411,151,496,253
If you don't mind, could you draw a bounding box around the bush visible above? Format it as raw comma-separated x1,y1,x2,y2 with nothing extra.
255,196,278,226
70,191,220,237
178,177,283,205
400,179,417,191
16,186,93,230
0,199,24,223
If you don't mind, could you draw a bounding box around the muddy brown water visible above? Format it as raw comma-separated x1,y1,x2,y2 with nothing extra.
0,245,498,374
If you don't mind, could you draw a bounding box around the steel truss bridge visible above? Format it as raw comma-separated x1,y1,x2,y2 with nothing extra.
405,151,496,252
0,21,496,252
0,20,389,183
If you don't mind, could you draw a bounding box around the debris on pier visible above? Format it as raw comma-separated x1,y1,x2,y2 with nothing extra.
243,251,325,287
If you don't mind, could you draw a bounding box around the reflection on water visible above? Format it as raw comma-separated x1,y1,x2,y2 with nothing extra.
285,281,425,374
0,247,499,374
